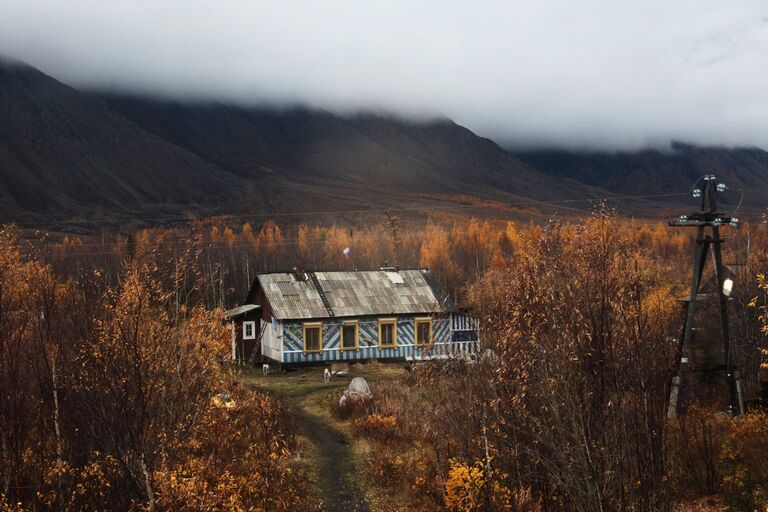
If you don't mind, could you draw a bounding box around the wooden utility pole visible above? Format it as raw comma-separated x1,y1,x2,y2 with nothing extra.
667,175,744,418
384,209,402,266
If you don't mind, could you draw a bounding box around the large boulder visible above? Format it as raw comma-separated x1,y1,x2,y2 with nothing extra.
339,377,372,407
348,377,371,397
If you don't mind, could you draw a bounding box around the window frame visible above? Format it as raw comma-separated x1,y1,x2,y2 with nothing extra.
242,320,257,340
303,322,323,353
378,318,398,348
414,317,433,347
340,320,360,351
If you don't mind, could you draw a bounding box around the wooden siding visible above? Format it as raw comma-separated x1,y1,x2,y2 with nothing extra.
279,315,466,364
260,319,282,362
231,309,263,362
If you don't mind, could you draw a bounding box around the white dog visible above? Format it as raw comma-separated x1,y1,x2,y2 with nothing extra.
262,363,270,376
323,368,331,383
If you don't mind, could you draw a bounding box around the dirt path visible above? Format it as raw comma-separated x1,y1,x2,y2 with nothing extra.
242,366,403,511
243,373,380,511
294,404,370,512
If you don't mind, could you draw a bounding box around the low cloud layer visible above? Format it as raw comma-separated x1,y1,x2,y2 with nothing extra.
1,0,767,150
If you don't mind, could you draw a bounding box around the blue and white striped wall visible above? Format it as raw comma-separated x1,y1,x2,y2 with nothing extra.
277,313,479,364
451,313,480,343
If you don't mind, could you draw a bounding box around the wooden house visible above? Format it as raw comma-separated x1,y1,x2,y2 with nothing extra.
225,268,480,365
223,304,263,362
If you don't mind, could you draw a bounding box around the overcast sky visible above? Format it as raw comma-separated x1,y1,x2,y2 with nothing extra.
1,0,767,150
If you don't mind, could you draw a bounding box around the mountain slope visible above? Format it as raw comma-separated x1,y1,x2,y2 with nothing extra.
0,57,236,219
0,56,609,224
514,142,768,210
10,54,764,226
98,95,594,202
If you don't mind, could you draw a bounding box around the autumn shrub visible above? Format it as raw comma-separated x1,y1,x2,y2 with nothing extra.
333,394,370,420
673,497,727,512
719,412,768,511
470,210,680,511
340,360,498,510
0,496,27,512
366,448,407,488
667,405,731,497
35,456,129,512
365,446,442,508
335,375,446,506
444,458,539,512
508,487,543,512
153,388,305,511
403,359,469,387
352,413,399,442
408,451,442,504
444,459,487,511
0,226,308,511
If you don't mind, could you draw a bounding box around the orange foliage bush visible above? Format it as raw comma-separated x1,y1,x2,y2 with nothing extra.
444,459,487,511
444,458,539,512
352,413,399,442
153,388,304,512
0,496,27,512
719,412,768,511
469,209,680,511
0,226,308,511
365,447,442,508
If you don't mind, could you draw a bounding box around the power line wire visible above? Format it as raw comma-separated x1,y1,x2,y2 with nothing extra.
9,191,692,228
6,189,702,259
29,230,517,258
34,206,731,260
15,191,696,252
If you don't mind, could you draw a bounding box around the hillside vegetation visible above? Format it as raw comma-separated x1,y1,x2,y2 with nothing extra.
2,211,768,510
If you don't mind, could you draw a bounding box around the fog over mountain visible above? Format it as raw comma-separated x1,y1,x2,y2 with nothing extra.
1,0,767,150
3,57,619,224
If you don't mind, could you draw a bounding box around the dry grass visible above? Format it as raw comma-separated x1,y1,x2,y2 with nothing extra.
674,497,726,511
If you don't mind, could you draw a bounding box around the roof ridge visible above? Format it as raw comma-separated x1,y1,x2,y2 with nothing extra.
255,268,429,276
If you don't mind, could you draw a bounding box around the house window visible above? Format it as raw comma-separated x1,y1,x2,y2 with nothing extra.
341,320,359,350
378,318,397,348
303,323,323,352
243,321,256,340
415,318,432,346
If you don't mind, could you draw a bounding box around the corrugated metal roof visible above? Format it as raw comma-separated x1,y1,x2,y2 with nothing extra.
224,304,260,319
256,269,456,320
